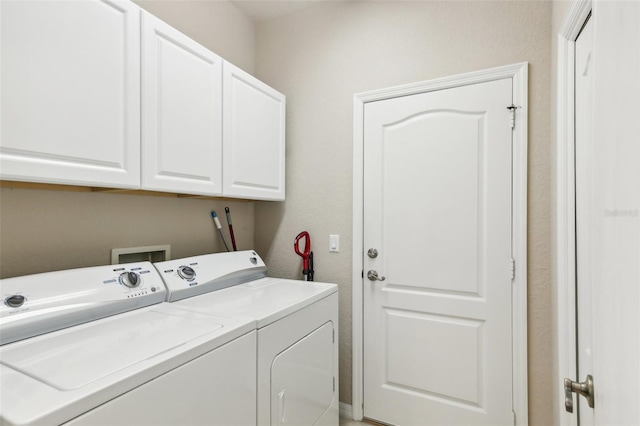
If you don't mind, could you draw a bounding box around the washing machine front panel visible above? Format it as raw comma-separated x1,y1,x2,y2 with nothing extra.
271,322,334,426
66,331,257,426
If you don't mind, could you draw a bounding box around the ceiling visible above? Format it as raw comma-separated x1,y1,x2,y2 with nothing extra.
230,1,326,22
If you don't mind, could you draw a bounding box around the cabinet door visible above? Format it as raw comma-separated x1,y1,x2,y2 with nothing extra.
141,12,223,196
0,0,141,188
223,62,285,201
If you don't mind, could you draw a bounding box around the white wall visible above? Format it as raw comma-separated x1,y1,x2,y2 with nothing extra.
253,2,553,424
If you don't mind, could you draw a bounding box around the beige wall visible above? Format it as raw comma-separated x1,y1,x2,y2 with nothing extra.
0,0,256,279
134,0,255,73
0,188,255,278
253,2,553,424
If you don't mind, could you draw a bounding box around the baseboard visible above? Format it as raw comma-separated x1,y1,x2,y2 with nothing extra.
339,402,353,419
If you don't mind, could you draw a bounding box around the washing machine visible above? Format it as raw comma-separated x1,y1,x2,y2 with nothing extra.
0,262,257,426
154,250,339,426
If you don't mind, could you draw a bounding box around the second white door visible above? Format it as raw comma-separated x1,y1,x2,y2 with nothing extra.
363,78,514,425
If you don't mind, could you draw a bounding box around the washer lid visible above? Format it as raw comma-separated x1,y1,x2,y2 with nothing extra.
0,307,222,390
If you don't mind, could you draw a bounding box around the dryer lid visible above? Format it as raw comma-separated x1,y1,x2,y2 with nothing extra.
173,278,337,328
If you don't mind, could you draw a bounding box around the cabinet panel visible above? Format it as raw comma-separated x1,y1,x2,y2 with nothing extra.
0,0,140,188
223,62,285,201
141,12,223,196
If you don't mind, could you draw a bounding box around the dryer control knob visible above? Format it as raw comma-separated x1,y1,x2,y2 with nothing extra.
177,266,196,281
5,294,25,308
119,271,140,288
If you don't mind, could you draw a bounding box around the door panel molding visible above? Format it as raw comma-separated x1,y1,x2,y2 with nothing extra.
352,62,528,424
555,2,591,425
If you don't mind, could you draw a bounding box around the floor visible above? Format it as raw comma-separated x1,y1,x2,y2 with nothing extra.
340,417,375,426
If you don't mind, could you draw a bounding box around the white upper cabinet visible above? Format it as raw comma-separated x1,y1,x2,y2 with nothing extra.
141,12,223,196
223,62,286,201
0,0,141,188
1,1,285,200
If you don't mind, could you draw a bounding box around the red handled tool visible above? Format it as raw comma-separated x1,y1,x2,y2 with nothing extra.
225,207,237,251
294,231,314,281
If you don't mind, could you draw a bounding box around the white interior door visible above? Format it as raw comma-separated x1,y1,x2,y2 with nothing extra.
568,2,640,424
363,78,514,425
591,2,640,422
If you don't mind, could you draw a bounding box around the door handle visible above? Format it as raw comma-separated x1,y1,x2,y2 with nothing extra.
367,248,378,258
564,374,594,413
278,389,286,424
367,270,386,281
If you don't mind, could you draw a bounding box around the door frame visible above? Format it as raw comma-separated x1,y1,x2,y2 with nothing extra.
555,1,591,425
351,62,529,424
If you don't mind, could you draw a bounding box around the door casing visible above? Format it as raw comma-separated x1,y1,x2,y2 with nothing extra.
555,1,591,425
351,62,529,425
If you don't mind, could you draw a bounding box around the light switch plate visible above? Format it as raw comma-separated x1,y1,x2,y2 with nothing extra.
329,234,339,252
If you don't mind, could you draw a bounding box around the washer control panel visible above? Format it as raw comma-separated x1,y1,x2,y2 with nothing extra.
0,262,167,345
103,265,162,295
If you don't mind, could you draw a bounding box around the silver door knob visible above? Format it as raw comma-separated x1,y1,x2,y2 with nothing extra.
367,248,378,258
564,374,594,413
367,270,386,281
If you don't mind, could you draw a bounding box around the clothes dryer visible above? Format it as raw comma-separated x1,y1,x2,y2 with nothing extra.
0,262,256,426
155,250,339,426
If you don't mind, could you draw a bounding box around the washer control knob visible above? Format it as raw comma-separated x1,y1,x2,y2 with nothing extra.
177,266,196,281
5,295,25,308
119,271,140,288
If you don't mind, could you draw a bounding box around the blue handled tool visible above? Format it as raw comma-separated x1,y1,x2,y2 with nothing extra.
211,211,230,252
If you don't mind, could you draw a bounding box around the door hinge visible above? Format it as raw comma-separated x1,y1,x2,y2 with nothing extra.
332,329,335,343
510,258,515,281
513,410,516,425
361,269,364,279
507,104,519,129
333,377,336,392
